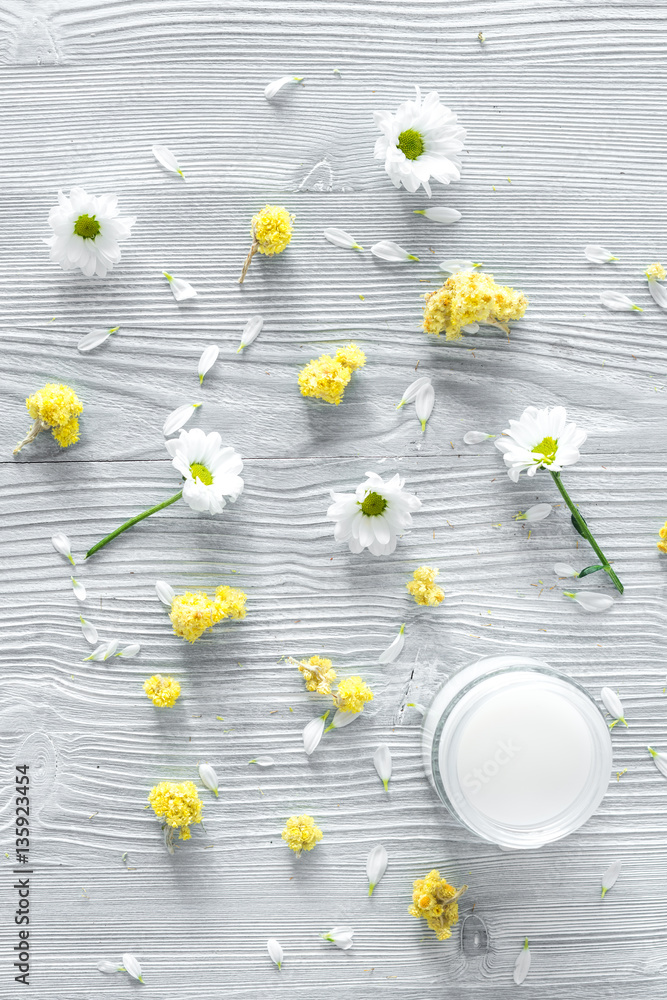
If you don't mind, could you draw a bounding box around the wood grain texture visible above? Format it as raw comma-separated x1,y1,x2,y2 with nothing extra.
1,2,667,998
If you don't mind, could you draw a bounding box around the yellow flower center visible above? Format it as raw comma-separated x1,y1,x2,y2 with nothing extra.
360,491,387,516
531,436,558,464
397,128,424,160
189,462,213,485
73,214,101,239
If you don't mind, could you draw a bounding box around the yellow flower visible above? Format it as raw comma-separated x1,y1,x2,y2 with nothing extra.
423,271,528,341
281,814,323,856
334,675,373,713
298,343,366,405
408,870,467,941
239,204,294,282
14,383,83,455
143,674,181,707
297,655,337,695
169,585,247,643
658,520,667,554
148,781,203,841
646,262,666,281
406,565,444,606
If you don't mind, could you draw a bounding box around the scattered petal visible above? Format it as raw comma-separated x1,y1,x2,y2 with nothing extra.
564,590,614,613
370,240,419,262
513,939,531,985
601,859,622,897
554,562,578,577
321,926,354,950
264,76,303,100
163,271,197,301
162,403,201,437
198,762,219,797
97,960,119,974
71,577,86,602
515,503,552,522
303,712,329,756
366,843,388,895
373,744,392,791
397,376,431,409
155,580,175,606
648,279,667,310
121,953,143,983
414,206,461,224
84,639,119,662
237,315,264,352
461,322,480,333
330,708,361,729
77,327,119,353
648,746,667,779
415,382,435,433
463,430,494,445
584,245,617,263
80,616,98,644
151,144,185,179
249,756,276,767
323,227,363,251
601,687,626,727
198,344,219,384
116,643,141,658
267,937,283,969
378,624,405,663
439,259,480,274
52,532,75,565
599,290,642,312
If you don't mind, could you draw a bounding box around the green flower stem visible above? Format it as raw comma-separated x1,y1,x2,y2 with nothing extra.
85,490,183,559
549,471,623,594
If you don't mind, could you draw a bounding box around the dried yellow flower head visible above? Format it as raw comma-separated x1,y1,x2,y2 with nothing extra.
406,565,444,606
408,870,467,940
281,814,323,856
239,204,294,282
297,655,337,695
658,520,667,554
169,585,247,643
143,674,181,707
646,262,666,281
148,781,203,841
14,382,83,455
298,343,366,405
423,271,528,341
334,675,374,713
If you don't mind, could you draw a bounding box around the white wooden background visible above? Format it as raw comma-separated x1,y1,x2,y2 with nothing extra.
1,1,666,997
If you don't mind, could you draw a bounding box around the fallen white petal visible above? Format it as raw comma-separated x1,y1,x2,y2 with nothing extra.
267,937,283,969
163,271,197,301
77,327,119,353
599,290,642,312
648,279,667,309
439,259,479,274
52,532,74,565
397,376,431,409
152,144,185,179
80,616,98,644
516,503,552,522
97,960,119,974
373,744,392,790
331,709,361,729
378,624,405,664
71,577,86,602
601,859,622,897
649,746,667,778
84,639,119,662
370,240,419,262
601,686,625,723
198,344,219,384
461,322,480,333
238,315,264,352
513,939,531,985
155,580,176,606
414,206,461,224
565,590,614,612
554,562,578,577
323,227,363,251
366,843,388,895
121,953,143,983
162,403,201,437
264,75,302,100
463,430,493,445
415,382,435,433
303,713,328,755
198,762,219,797
321,926,354,950
249,756,276,767
585,245,617,263
116,643,141,658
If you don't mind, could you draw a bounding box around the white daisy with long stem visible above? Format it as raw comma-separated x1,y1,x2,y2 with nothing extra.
373,86,465,196
327,471,421,556
495,405,623,593
85,429,243,558
45,187,136,278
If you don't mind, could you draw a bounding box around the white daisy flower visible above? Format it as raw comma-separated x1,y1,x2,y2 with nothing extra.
370,240,419,262
166,428,243,515
327,471,422,556
45,187,135,278
584,245,617,263
599,290,642,312
373,86,465,196
413,206,461,224
494,405,587,482
163,271,197,301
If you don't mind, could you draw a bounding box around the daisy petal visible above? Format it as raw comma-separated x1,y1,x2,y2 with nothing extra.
151,144,185,179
